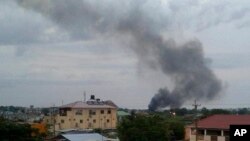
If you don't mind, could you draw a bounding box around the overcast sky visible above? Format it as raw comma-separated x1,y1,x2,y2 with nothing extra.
0,0,250,109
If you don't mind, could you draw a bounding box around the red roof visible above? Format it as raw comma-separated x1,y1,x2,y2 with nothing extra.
196,115,250,129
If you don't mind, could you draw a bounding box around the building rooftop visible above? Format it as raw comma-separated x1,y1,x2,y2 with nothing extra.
117,110,130,116
62,133,107,141
54,133,119,141
60,101,117,109
195,114,250,130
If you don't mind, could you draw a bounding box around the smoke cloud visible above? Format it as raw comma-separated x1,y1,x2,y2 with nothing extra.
16,0,222,110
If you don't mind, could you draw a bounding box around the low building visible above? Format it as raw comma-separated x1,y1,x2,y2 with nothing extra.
186,114,250,141
44,95,118,131
53,133,119,141
117,110,130,122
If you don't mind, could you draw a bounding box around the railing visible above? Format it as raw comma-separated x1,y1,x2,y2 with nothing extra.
197,135,204,140
211,135,217,141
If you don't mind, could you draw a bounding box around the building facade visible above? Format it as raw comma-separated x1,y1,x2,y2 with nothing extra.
44,95,117,131
186,115,250,141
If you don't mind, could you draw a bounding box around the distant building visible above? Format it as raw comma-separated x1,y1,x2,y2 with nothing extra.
117,110,130,122
44,95,118,131
186,114,250,141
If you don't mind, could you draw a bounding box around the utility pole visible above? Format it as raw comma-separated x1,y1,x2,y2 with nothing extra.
52,104,56,137
83,91,86,102
193,100,200,141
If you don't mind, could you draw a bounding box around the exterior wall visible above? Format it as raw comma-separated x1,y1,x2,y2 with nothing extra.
188,128,229,141
190,135,226,141
218,136,225,141
204,135,211,141
54,108,117,130
184,126,191,141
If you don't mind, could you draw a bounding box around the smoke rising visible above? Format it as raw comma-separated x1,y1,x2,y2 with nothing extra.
16,0,222,110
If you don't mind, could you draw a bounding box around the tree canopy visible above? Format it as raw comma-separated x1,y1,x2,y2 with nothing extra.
0,118,43,141
117,114,184,141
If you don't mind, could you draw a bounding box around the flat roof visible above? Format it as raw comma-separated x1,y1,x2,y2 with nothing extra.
60,101,117,109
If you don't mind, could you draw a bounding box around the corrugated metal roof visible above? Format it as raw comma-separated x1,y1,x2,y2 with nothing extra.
62,133,106,141
60,101,116,109
196,114,250,129
117,111,130,116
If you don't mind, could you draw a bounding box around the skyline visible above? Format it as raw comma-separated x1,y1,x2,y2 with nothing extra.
1,0,250,109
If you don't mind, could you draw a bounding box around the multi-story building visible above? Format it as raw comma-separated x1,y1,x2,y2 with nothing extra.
44,95,118,131
186,114,250,141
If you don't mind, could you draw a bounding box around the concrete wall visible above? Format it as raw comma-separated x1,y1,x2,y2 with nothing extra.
190,135,226,141
44,108,117,131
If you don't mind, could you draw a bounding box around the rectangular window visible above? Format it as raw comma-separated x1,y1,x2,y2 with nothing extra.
93,119,96,123
88,122,92,128
61,119,64,123
89,110,96,115
80,120,83,123
108,109,111,114
107,119,110,123
101,110,104,114
59,109,67,116
76,109,82,115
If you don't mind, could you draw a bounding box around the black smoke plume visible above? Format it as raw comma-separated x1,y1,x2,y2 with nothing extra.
16,0,222,111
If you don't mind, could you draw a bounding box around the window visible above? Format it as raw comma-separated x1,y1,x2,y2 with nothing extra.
76,109,82,115
108,109,111,114
107,119,110,123
59,109,67,116
89,110,96,115
61,119,64,123
101,110,104,114
80,120,83,123
88,123,92,128
93,119,96,123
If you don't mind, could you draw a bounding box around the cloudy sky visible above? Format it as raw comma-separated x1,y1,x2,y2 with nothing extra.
0,0,250,109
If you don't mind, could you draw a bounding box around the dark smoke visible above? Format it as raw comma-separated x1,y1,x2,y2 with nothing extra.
16,0,222,111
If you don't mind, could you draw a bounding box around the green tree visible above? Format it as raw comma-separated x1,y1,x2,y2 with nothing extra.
209,109,231,115
0,118,42,141
117,114,184,141
238,108,249,115
167,117,185,140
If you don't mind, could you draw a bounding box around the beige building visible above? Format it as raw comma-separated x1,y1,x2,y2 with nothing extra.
44,95,118,131
186,115,250,141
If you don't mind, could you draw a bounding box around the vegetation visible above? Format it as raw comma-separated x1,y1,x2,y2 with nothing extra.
117,114,184,141
0,118,44,141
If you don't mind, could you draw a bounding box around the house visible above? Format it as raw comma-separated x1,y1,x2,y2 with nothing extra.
44,95,117,131
186,114,250,141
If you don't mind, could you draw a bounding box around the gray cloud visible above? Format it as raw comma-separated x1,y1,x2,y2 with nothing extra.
0,1,57,45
